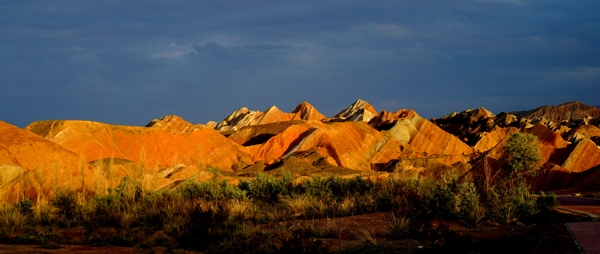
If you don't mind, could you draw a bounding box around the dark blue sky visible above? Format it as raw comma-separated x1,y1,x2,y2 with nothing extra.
1,0,599,127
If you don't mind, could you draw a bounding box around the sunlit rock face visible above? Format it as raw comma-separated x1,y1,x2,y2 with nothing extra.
146,115,205,134
325,99,379,123
2,99,599,200
246,120,403,171
0,120,95,202
212,102,326,132
25,120,253,173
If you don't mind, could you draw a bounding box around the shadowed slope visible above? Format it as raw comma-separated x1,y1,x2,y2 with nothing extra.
382,112,474,165
248,120,403,171
513,101,600,123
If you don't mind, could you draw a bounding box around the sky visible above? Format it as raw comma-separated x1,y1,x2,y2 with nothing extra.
1,0,599,127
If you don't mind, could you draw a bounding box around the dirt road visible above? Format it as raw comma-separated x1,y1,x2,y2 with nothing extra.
558,195,600,216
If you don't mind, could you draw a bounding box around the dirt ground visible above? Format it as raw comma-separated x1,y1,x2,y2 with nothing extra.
0,210,589,254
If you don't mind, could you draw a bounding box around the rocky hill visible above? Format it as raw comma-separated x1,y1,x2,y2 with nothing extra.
0,120,96,202
512,101,600,123
1,99,600,201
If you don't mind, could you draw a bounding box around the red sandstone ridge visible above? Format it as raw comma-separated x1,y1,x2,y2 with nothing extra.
369,109,417,130
382,112,475,165
146,115,205,134
513,101,600,123
521,123,570,163
0,120,95,202
431,108,524,146
291,102,326,121
227,121,306,146
560,138,600,173
212,102,326,132
247,120,403,171
563,125,600,144
473,127,519,153
25,120,252,172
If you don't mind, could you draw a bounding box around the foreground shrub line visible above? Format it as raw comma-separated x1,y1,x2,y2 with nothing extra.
0,171,558,252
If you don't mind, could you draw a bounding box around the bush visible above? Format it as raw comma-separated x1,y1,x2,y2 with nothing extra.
178,179,246,201
500,132,542,187
0,207,27,235
300,175,332,199
536,192,559,214
51,188,80,227
487,182,538,223
454,182,485,226
14,198,33,216
240,172,293,203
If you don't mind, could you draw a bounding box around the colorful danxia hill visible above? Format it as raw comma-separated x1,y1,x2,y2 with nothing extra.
1,100,600,203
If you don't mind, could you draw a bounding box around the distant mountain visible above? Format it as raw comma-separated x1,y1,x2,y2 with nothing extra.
512,101,600,123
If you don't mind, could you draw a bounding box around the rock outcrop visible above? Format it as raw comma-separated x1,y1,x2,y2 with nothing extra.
431,108,524,146
369,109,417,130
382,112,474,165
513,101,600,123
473,127,519,153
560,138,600,173
291,102,326,121
25,120,252,172
326,99,378,122
146,115,205,134
2,99,599,200
0,121,95,202
213,102,326,132
247,121,403,171
563,125,600,144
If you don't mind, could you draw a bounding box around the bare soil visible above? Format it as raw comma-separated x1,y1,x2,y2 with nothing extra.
0,210,588,253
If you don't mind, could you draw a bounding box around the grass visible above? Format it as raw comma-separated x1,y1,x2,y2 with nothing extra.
386,213,410,239
0,171,560,253
307,218,344,238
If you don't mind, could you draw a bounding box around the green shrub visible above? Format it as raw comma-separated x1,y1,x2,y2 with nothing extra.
487,182,538,223
455,182,485,226
536,192,559,214
240,172,293,203
14,198,34,216
178,179,246,201
51,188,80,227
347,176,374,195
0,206,27,235
301,175,333,199
110,175,143,202
500,132,542,187
353,194,375,215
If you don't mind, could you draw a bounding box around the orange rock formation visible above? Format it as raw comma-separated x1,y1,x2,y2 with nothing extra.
213,102,326,131
146,115,205,134
327,99,378,122
25,120,252,172
247,121,402,170
382,113,474,165
0,121,95,202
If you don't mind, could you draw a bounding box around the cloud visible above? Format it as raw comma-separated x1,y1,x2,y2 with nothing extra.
560,66,600,81
0,0,599,127
358,23,412,38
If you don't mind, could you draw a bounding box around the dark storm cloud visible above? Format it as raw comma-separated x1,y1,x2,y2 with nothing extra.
1,0,599,127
